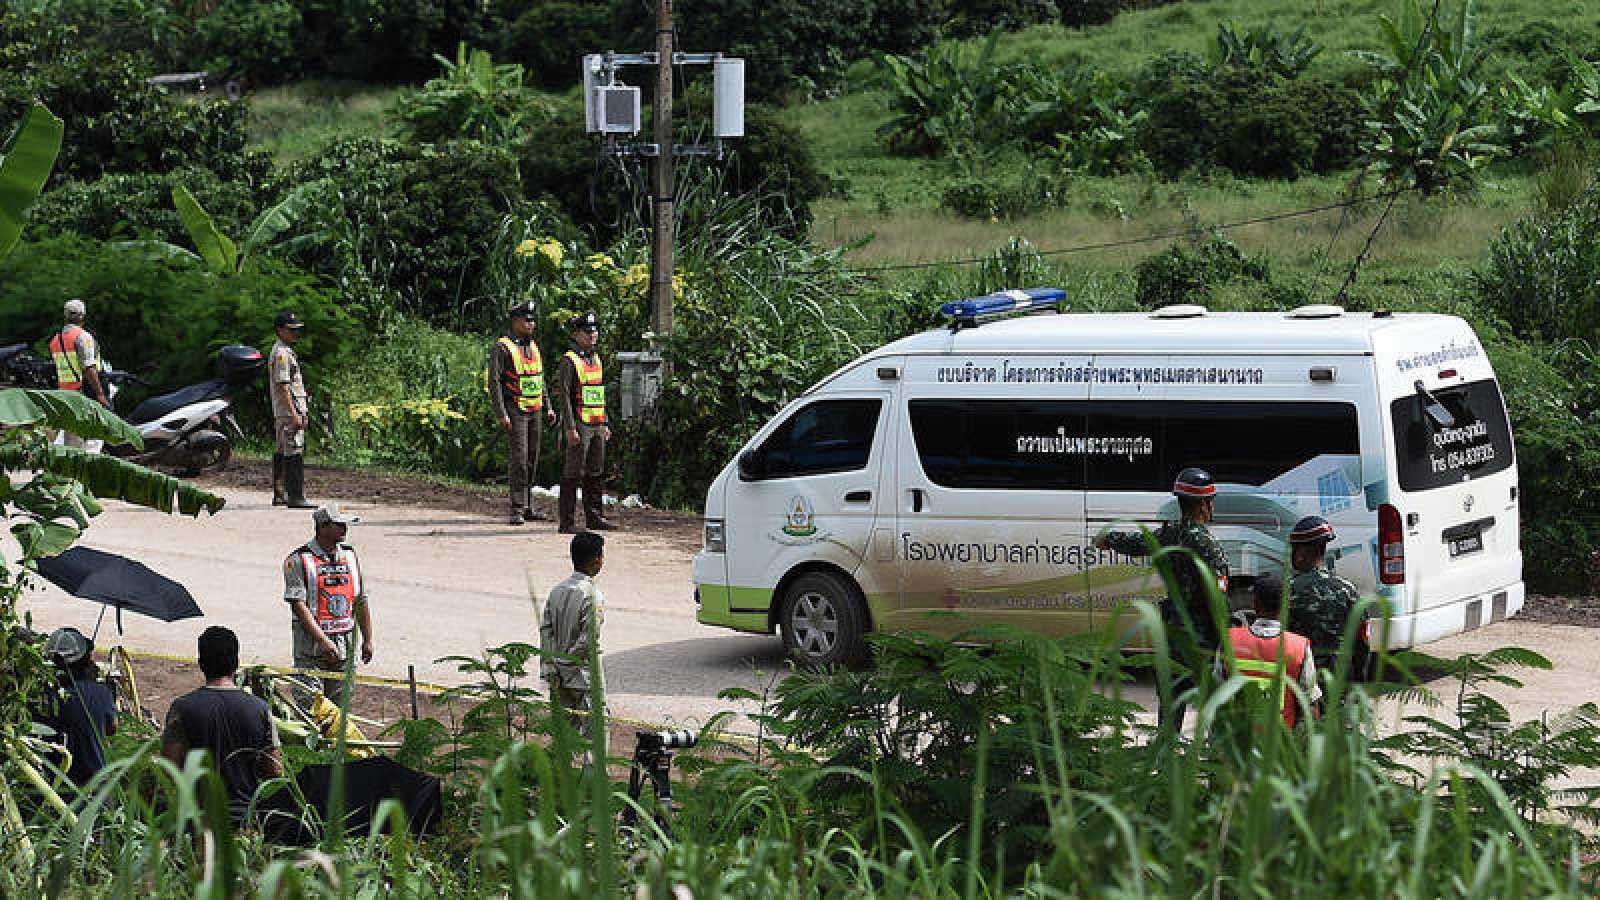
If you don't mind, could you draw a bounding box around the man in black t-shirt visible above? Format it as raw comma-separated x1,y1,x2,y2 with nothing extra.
162,627,282,824
44,627,117,788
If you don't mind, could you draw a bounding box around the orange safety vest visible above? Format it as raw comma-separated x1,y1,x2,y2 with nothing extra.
1226,625,1311,727
49,325,86,391
295,545,362,636
495,336,545,413
565,350,606,425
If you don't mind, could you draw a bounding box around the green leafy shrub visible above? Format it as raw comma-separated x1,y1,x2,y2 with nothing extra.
0,46,266,185
1059,0,1125,27
0,235,353,430
495,1,616,90
1476,189,1600,344
29,168,263,244
1134,234,1269,308
193,0,304,85
298,0,485,83
662,0,878,99
941,166,1068,219
394,44,546,145
946,0,1059,37
282,137,530,327
1210,22,1322,78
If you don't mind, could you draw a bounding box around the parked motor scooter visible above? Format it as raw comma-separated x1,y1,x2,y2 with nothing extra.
102,345,266,475
0,342,60,389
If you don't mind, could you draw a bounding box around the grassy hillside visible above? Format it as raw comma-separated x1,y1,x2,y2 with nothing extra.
787,0,1598,271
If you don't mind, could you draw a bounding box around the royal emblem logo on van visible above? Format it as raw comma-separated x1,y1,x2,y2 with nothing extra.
782,495,817,537
1463,494,1475,513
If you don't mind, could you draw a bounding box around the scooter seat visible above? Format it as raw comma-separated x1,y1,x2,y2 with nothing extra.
127,378,229,426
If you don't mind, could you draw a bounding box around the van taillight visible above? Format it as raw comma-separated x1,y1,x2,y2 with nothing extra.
1379,503,1404,585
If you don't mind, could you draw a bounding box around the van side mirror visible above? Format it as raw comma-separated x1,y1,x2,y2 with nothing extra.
737,449,764,480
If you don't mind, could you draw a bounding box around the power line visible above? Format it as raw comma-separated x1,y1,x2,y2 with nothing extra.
814,184,1420,278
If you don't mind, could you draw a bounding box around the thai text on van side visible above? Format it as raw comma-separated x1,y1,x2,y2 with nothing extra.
901,534,1138,568
935,360,1264,386
1016,429,1154,461
1395,339,1481,372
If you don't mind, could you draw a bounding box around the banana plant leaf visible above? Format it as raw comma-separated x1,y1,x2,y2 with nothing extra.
172,183,238,273
0,102,64,261
0,388,141,447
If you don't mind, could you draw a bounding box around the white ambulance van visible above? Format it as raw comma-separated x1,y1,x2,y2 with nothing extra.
691,289,1523,667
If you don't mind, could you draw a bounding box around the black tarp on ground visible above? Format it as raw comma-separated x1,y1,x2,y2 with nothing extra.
259,756,442,845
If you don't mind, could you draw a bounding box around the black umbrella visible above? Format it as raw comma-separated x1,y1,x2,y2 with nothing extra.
35,546,202,636
259,756,442,844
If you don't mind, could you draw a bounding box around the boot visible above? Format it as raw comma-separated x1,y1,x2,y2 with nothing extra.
523,488,550,522
271,454,286,506
583,476,617,530
283,455,316,509
558,479,580,534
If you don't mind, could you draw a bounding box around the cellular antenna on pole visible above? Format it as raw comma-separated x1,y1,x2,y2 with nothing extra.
582,7,744,420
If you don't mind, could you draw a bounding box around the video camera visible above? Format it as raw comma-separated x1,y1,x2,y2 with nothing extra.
634,729,697,752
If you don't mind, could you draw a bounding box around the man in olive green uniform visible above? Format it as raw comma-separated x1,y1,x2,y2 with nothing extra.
489,301,557,525
269,311,314,509
1286,515,1364,676
1095,467,1232,731
555,311,616,534
541,531,606,714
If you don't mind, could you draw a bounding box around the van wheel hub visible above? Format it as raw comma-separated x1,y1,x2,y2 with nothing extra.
791,591,838,655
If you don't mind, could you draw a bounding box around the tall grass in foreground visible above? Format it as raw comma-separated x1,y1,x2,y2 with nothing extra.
3,555,1597,897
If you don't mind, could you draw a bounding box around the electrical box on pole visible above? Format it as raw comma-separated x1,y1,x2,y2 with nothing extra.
582,16,744,420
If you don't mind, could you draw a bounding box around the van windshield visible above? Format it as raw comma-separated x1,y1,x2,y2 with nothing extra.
1390,378,1514,492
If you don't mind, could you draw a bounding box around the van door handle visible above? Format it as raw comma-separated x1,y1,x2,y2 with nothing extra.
909,488,924,513
844,490,871,504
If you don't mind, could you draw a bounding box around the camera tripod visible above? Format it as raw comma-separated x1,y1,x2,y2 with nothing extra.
621,729,695,838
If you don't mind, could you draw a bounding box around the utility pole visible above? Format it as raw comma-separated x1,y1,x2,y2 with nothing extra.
650,0,675,341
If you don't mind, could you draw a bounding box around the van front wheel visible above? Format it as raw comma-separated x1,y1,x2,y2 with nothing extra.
780,572,867,668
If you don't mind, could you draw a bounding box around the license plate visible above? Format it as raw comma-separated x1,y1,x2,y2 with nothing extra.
1449,533,1483,558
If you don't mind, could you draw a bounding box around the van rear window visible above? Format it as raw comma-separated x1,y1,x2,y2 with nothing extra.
1390,379,1514,492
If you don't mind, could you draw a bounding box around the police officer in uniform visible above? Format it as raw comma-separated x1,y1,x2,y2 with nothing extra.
1095,467,1232,730
269,311,315,509
283,503,374,703
555,311,616,534
50,299,110,448
1286,515,1364,677
490,301,558,525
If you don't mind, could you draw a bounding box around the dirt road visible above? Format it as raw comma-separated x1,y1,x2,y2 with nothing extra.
12,464,1597,736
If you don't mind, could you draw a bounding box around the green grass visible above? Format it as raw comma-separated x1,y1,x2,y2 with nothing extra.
247,80,402,165
788,0,1594,271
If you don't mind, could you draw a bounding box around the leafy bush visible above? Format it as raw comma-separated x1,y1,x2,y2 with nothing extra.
1210,22,1322,78
1138,65,1363,177
1476,189,1600,344
495,1,617,90
941,165,1068,219
663,0,878,99
945,0,1059,37
394,45,546,145
0,46,266,185
29,168,263,245
1059,0,1125,27
193,0,304,85
0,235,353,429
298,0,485,83
1133,234,1270,308
282,137,530,327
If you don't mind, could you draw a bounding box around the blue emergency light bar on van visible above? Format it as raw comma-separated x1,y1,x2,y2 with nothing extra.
940,287,1066,331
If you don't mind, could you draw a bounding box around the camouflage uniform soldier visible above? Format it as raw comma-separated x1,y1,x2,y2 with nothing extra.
1095,467,1232,733
1286,515,1363,673
1096,467,1232,647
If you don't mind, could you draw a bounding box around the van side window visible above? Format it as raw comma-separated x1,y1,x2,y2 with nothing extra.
754,399,882,478
911,399,1358,491
910,400,1089,489
1162,401,1361,488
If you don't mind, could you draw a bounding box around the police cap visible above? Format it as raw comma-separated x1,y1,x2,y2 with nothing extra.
273,310,305,330
1172,467,1216,499
508,300,537,320
567,311,599,332
1289,515,1336,545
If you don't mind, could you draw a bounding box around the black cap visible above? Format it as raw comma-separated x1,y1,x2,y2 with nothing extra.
509,300,537,319
274,310,305,329
567,311,599,332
